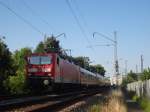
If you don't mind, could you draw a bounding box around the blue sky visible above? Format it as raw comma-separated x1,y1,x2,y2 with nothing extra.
0,0,150,76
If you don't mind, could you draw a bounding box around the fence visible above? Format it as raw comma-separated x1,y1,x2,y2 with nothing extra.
127,79,150,98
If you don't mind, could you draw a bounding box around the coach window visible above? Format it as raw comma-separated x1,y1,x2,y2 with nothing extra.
57,57,59,66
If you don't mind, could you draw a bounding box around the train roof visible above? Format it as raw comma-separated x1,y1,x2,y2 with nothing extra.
80,68,96,77
96,73,104,78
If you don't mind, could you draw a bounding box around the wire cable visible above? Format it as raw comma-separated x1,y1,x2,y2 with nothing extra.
0,1,45,36
72,0,90,33
65,0,95,52
22,0,56,33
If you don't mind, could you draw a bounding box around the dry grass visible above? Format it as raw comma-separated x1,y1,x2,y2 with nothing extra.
58,90,127,112
101,90,127,112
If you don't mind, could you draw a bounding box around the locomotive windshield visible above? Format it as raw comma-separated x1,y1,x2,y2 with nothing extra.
28,56,52,65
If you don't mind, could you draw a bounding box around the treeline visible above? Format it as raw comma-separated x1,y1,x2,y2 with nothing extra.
0,37,32,95
122,68,150,86
0,36,105,95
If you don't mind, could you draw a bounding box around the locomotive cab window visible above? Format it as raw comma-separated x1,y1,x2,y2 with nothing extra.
29,56,51,65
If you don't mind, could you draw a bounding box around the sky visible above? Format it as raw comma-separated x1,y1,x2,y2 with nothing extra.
0,0,150,77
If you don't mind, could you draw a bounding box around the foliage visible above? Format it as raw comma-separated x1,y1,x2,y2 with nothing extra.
139,97,150,112
3,71,28,94
70,56,106,76
3,47,32,95
34,41,45,53
122,71,138,86
132,94,150,112
140,68,150,81
0,38,14,93
73,56,90,68
12,47,32,70
45,36,61,52
122,68,150,86
34,36,62,53
89,64,106,76
132,94,139,102
90,104,101,112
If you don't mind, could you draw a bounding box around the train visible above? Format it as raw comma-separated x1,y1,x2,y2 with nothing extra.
25,52,108,91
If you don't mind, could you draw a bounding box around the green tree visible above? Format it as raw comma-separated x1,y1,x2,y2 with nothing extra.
94,64,106,76
73,56,90,68
13,47,32,70
34,36,62,53
4,71,27,94
0,38,14,93
89,65,96,72
34,41,45,53
128,70,138,81
140,68,150,81
88,64,106,76
4,47,32,95
122,70,138,85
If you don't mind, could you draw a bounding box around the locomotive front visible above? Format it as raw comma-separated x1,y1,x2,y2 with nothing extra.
26,54,54,88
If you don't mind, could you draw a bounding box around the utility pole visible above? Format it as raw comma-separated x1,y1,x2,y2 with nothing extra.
44,34,47,50
125,60,128,75
136,64,138,73
114,31,119,84
141,55,144,73
93,31,119,85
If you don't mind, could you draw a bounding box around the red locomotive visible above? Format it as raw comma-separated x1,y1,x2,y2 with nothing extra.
26,52,105,90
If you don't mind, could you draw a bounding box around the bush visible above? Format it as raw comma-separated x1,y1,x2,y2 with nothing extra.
132,94,139,102
132,94,150,112
3,48,32,95
0,38,15,93
140,68,150,81
139,97,150,112
122,71,138,86
3,70,29,95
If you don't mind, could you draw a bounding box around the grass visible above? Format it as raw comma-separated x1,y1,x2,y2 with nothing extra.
89,90,127,112
89,104,101,112
140,97,150,112
133,96,150,112
131,91,150,112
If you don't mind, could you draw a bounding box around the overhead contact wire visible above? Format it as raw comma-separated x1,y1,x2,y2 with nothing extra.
0,1,45,36
65,0,96,55
22,0,56,34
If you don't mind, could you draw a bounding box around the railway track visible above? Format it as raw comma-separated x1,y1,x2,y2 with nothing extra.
0,88,110,112
0,94,39,101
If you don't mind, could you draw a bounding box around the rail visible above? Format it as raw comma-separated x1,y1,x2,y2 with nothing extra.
0,87,110,111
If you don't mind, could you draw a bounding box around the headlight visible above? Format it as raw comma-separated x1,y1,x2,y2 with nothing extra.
48,73,52,76
42,68,51,72
28,68,37,72
43,80,49,85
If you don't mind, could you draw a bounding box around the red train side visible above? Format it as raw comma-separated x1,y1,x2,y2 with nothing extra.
26,53,104,90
